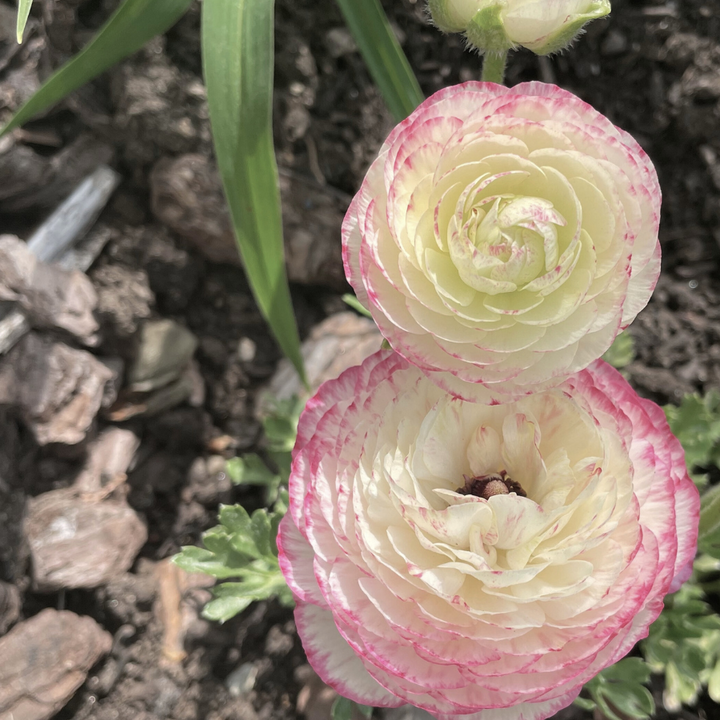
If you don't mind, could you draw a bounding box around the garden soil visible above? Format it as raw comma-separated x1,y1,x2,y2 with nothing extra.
1,0,719,719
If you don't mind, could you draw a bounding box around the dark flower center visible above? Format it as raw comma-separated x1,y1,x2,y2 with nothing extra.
458,471,527,500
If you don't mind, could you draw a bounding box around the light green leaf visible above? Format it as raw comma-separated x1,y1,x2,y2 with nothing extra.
227,455,278,486
342,293,372,318
203,594,254,623
602,330,635,369
334,0,423,122
2,0,193,136
16,0,33,43
202,0,306,385
664,390,720,486
331,697,373,720
700,483,720,542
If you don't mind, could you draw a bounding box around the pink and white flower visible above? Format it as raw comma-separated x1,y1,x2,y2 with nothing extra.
342,82,661,403
278,350,699,720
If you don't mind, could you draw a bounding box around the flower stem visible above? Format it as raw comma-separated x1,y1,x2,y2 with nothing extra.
481,51,508,84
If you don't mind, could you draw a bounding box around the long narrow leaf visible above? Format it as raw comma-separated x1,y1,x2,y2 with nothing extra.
16,0,33,43
335,0,423,121
202,0,306,384
1,0,193,136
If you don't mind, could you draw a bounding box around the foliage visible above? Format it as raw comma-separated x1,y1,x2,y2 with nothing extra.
602,330,635,370
202,0,306,385
2,0,193,137
334,0,423,122
575,658,654,720
226,396,303,504
174,493,292,623
8,0,422,379
642,581,720,710
342,294,373,318
331,696,373,720
174,397,302,622
664,390,720,487
16,0,33,43
699,483,720,560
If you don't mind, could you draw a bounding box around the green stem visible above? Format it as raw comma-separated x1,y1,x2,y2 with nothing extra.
481,51,508,84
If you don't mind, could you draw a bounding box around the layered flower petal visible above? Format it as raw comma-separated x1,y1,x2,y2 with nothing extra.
343,82,661,403
279,350,699,719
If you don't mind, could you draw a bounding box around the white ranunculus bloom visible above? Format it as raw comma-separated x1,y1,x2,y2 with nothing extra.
428,0,611,54
342,82,661,403
279,350,699,720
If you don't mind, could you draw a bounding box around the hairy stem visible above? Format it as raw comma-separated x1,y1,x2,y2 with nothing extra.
481,51,508,84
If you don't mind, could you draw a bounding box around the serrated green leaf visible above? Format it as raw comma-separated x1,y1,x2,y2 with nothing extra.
664,391,720,486
250,509,274,558
202,0,306,385
203,594,254,623
174,544,249,579
16,0,33,43
601,658,651,685
2,0,193,136
700,483,720,541
603,683,654,719
334,0,423,122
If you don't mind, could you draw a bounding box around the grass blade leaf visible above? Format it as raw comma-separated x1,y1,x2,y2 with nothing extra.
16,0,33,43
202,0,306,384
2,0,193,136
335,0,423,121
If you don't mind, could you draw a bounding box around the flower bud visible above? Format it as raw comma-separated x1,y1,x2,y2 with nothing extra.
428,0,611,55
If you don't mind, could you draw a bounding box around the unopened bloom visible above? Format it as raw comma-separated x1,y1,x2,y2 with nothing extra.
278,350,698,720
428,0,611,55
343,82,661,403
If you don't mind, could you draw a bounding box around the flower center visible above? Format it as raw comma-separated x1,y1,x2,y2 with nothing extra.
458,471,527,500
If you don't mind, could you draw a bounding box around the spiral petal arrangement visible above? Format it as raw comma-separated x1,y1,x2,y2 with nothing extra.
343,82,661,402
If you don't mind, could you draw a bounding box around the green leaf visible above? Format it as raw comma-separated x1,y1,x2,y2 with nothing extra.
583,658,654,720
202,0,306,385
16,0,33,43
700,483,720,540
664,391,720,486
173,496,291,622
342,293,372,318
572,696,595,711
2,0,193,136
203,594,254,623
334,0,423,122
602,330,635,369
331,696,373,720
227,455,277,486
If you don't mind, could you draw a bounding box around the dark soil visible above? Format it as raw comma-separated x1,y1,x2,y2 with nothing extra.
1,0,720,719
